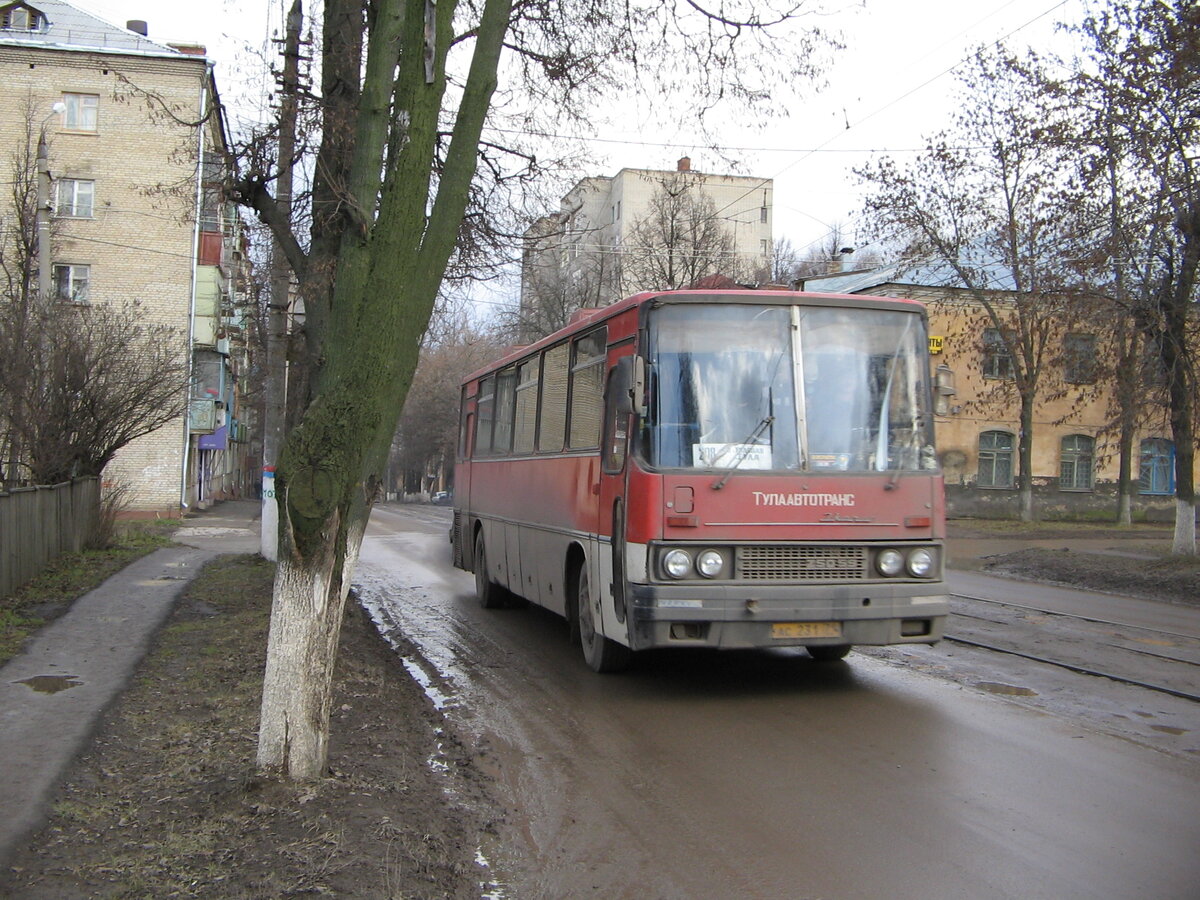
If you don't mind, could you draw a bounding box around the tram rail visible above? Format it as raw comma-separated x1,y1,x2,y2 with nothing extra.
945,592,1200,703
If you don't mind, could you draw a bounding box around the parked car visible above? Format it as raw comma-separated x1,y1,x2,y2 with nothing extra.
431,491,452,505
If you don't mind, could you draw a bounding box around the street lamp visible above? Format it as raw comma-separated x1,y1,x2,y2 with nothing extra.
36,101,66,301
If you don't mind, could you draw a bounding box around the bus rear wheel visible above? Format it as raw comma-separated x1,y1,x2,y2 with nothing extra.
576,564,630,673
806,644,852,661
474,533,505,609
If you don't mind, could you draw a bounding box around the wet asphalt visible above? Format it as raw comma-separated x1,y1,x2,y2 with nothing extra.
0,501,1182,870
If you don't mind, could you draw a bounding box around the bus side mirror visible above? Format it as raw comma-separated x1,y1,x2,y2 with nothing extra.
611,356,646,417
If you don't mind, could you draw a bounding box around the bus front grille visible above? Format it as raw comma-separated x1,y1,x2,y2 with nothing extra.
737,545,867,581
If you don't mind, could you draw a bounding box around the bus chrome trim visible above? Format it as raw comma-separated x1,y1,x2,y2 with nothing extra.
705,521,902,527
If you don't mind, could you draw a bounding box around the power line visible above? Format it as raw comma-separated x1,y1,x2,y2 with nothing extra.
707,0,1080,244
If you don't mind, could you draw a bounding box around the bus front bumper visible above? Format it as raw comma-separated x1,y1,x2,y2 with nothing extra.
625,582,948,651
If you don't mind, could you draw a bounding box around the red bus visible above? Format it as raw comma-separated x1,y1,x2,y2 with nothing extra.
452,290,948,672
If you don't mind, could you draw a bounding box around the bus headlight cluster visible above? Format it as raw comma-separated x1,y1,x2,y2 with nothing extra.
661,548,727,579
875,547,937,578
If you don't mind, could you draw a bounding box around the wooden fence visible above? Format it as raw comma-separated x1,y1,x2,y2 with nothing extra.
0,477,101,599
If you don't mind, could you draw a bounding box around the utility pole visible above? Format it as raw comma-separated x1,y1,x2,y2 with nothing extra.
35,102,65,300
261,0,303,561
36,130,52,299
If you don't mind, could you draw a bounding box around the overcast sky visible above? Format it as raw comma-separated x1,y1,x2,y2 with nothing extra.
75,0,1089,263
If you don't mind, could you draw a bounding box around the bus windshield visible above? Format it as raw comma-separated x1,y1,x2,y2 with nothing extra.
646,302,937,473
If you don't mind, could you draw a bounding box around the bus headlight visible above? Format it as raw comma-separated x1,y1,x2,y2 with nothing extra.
906,548,935,578
663,549,692,579
696,549,724,578
876,549,904,577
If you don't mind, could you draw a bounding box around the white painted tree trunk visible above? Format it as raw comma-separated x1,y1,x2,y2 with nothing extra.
1172,498,1197,556
256,514,367,779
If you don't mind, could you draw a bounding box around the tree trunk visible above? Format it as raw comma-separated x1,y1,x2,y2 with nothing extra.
1018,393,1036,522
253,0,514,780
1173,500,1197,556
257,507,369,778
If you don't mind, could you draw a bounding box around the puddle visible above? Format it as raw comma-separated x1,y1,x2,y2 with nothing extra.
399,656,454,711
17,674,83,694
1150,725,1188,736
175,526,255,537
975,681,1038,697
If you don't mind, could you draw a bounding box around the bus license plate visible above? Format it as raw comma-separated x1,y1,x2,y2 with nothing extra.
771,622,842,640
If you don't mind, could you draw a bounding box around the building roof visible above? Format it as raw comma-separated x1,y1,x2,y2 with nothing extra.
0,0,193,59
800,257,1018,294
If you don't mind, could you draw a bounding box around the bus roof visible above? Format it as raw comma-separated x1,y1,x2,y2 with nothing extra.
461,289,926,386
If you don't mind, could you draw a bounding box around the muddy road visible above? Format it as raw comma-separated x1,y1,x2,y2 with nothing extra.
356,504,1200,900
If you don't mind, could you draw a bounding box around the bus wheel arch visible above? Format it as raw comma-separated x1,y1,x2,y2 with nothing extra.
564,543,586,645
473,527,505,609
568,547,631,673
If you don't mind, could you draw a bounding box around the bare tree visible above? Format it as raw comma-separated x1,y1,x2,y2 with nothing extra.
1067,0,1199,552
621,172,747,291
858,46,1084,522
233,0,834,780
509,217,620,340
0,299,188,485
392,322,507,494
0,99,187,489
0,98,42,485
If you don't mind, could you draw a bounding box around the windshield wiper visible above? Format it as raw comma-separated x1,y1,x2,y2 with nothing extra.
711,416,774,491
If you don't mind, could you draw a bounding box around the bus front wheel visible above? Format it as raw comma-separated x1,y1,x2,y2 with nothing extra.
474,533,505,609
576,564,630,673
806,644,851,661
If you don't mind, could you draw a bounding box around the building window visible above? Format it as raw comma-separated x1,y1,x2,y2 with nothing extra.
977,430,1014,488
1139,438,1174,495
2,3,44,30
55,178,94,217
982,328,1014,380
52,263,90,302
61,93,99,131
1059,434,1095,491
760,206,768,224
1063,333,1097,384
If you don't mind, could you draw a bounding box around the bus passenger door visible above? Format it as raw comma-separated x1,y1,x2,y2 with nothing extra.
600,351,636,624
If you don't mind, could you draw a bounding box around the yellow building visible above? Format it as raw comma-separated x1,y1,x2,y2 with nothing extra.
0,0,251,513
802,264,1193,521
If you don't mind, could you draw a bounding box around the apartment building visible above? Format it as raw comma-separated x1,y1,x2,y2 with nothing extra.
0,0,250,514
520,158,772,338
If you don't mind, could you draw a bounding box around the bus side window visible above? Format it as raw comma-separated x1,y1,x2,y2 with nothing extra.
475,375,495,457
569,328,607,449
513,359,539,454
493,367,517,455
539,344,569,452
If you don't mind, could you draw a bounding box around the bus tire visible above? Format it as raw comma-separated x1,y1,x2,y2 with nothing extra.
576,563,630,673
806,644,852,661
474,532,505,609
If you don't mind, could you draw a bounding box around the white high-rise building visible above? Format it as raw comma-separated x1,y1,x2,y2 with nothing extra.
519,158,773,339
